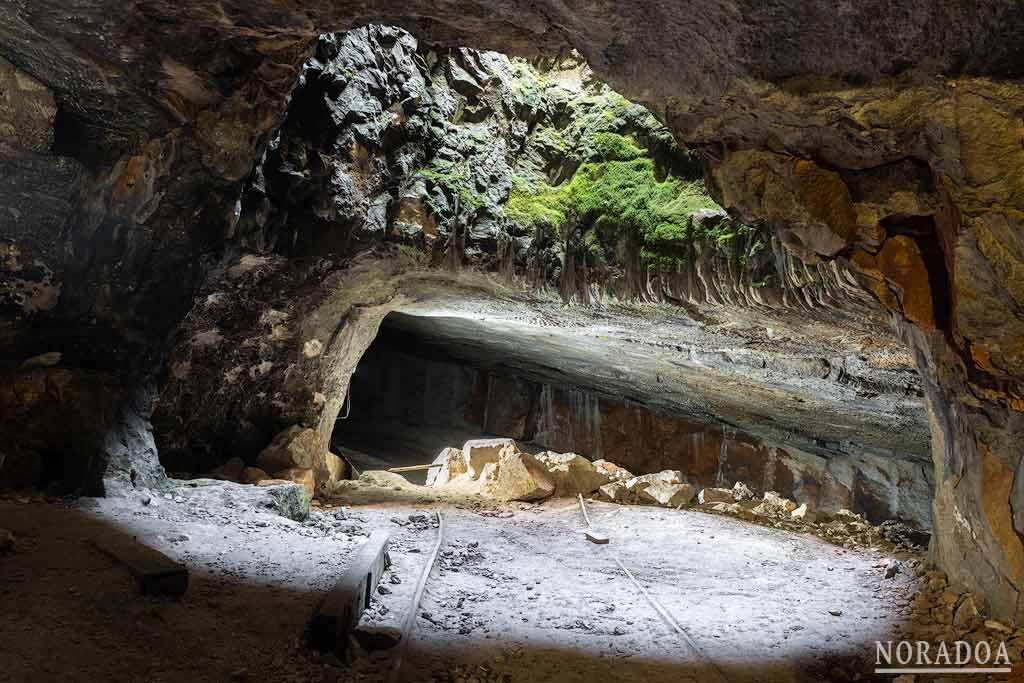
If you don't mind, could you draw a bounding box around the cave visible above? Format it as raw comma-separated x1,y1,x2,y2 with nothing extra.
3,5,1024,683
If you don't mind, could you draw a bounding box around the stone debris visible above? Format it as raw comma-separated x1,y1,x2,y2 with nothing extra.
426,447,468,487
534,451,610,496
592,459,634,482
639,481,694,507
598,481,630,503
487,451,555,502
462,438,519,478
760,491,798,514
731,481,755,501
790,502,817,522
256,425,321,472
698,487,734,505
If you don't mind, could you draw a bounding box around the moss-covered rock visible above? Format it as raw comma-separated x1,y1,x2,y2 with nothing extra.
269,484,311,522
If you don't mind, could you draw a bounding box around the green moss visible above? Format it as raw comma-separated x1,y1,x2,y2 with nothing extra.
591,133,644,161
505,176,569,230
507,152,751,264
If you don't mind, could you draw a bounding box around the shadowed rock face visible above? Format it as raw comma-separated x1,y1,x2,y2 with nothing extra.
1,2,1024,620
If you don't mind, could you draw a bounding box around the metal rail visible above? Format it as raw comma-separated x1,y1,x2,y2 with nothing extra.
387,510,446,683
577,496,730,683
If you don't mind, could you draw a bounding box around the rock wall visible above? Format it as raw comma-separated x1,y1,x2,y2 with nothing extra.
2,1,1024,621
340,338,933,528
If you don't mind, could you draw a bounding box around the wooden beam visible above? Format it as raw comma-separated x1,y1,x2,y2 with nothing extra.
93,535,189,597
386,464,435,473
308,530,391,654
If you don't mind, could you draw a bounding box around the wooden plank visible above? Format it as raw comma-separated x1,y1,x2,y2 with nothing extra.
93,535,189,597
386,464,435,473
308,530,391,654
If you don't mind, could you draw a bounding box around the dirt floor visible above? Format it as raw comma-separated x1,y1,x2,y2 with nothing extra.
0,481,934,682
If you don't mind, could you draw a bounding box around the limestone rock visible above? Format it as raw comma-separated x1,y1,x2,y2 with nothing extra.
731,481,755,501
488,452,554,502
640,481,695,507
240,467,268,484
791,502,817,522
257,426,321,473
209,456,245,482
324,452,347,485
535,451,610,496
267,484,310,522
359,470,413,489
698,487,734,505
426,447,468,487
954,595,979,626
272,467,315,499
761,491,798,514
462,438,519,478
599,481,630,503
625,470,684,496
592,460,634,482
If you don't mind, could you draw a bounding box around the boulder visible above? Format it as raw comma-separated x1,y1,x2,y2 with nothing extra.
272,467,315,499
709,501,756,520
488,452,554,502
240,466,268,484
791,502,817,522
426,447,468,487
592,460,634,481
257,426,321,473
462,438,519,478
535,451,610,496
625,470,684,495
640,481,695,507
761,491,798,514
698,487,734,505
954,595,980,626
208,456,245,482
360,470,413,489
324,452,347,484
599,481,631,503
267,484,310,522
731,481,755,501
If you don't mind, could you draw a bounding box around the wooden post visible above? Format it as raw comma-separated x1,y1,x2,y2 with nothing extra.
308,530,391,654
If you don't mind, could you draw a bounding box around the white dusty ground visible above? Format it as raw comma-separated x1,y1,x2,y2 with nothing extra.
0,481,920,682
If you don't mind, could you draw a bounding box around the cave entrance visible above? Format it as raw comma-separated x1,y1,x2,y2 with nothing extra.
332,306,934,530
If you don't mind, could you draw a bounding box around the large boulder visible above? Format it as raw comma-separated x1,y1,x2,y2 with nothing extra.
488,452,554,502
462,438,519,478
640,481,695,507
257,426,321,473
535,451,610,496
426,447,469,487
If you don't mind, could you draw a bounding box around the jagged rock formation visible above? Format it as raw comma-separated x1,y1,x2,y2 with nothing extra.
157,27,878,469
1,2,1024,622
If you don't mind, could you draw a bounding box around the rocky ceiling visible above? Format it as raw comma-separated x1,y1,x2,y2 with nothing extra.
2,2,1024,623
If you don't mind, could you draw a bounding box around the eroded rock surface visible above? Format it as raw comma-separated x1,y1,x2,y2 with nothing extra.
2,1,1024,622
